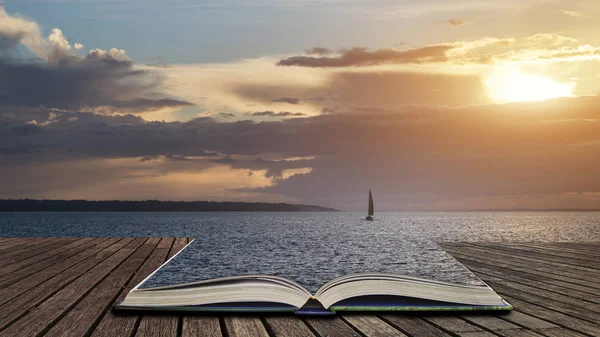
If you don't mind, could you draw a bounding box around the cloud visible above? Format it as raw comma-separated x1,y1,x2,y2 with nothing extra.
305,47,333,55
234,70,489,109
4,96,600,208
446,18,468,26
0,7,191,114
277,45,454,67
247,111,307,117
74,42,84,51
271,97,301,105
525,33,578,48
557,10,583,17
218,112,236,118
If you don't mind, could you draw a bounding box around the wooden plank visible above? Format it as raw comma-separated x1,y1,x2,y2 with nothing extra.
135,314,179,337
0,238,116,306
0,238,111,288
168,237,189,259
457,332,500,337
0,238,60,261
181,316,222,337
157,237,173,249
265,316,316,337
537,327,590,337
0,238,47,256
510,243,600,259
0,239,141,331
494,294,600,336
90,239,169,337
494,311,556,330
0,238,76,268
304,317,361,337
43,238,153,337
494,330,546,337
423,316,485,334
380,315,452,337
460,314,521,331
0,238,93,277
471,273,600,322
443,245,600,290
470,243,600,268
455,259,600,305
134,239,180,337
453,255,600,296
456,243,600,277
0,238,139,337
342,315,407,336
224,317,269,337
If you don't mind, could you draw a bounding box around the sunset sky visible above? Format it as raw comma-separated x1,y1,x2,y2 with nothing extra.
2,0,600,210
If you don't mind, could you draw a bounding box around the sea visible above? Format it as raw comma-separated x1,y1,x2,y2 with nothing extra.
2,211,599,291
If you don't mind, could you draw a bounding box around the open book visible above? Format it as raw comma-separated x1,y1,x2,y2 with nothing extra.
116,240,512,314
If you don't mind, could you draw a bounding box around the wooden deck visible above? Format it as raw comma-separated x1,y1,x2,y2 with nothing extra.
0,238,598,337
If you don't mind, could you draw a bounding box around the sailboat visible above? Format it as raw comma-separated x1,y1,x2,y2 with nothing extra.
366,189,374,221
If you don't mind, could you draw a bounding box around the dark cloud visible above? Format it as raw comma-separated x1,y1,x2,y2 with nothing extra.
110,98,194,111
305,47,333,55
3,96,600,208
211,156,313,178
0,57,195,112
234,71,489,108
218,112,235,118
0,7,192,113
446,18,468,26
271,97,301,105
247,111,307,117
277,45,453,67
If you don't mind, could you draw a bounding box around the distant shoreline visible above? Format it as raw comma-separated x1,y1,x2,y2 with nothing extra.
0,199,338,212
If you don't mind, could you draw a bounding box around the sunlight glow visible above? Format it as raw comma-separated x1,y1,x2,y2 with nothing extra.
485,68,575,103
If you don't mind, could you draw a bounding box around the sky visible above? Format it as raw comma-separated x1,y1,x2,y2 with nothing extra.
2,0,600,210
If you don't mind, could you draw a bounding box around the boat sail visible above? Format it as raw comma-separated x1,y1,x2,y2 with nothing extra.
366,189,374,220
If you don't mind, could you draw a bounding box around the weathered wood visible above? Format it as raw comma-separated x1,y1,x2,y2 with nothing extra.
182,316,222,337
0,239,137,337
342,315,408,336
423,316,485,334
265,316,316,337
460,314,521,331
134,239,179,337
0,239,140,331
43,238,152,337
304,317,361,337
168,237,189,259
0,239,598,337
469,242,600,269
0,238,76,268
443,245,600,290
0,238,93,277
0,238,49,256
135,315,179,337
224,316,270,337
537,327,590,337
493,329,546,337
456,260,600,305
454,243,600,277
380,315,452,337
0,238,116,305
90,239,168,337
497,295,600,336
493,311,556,330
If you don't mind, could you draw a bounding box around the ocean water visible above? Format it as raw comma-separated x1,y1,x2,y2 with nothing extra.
2,211,598,292
1,211,598,241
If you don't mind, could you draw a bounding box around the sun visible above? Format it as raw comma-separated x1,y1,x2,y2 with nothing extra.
485,67,575,103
